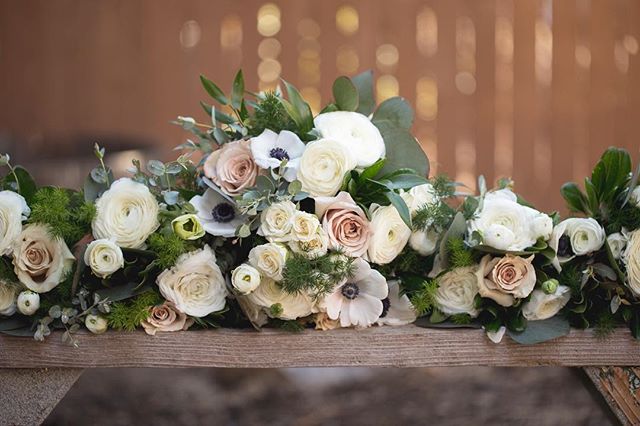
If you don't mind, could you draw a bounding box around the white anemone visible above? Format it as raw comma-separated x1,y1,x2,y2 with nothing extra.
190,189,244,238
250,129,306,182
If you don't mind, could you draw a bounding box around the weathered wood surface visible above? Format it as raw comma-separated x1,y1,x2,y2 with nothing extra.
0,326,638,369
584,366,640,426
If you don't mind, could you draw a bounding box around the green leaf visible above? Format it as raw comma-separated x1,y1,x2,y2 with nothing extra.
437,212,467,270
281,79,314,133
332,76,359,111
385,190,412,228
95,283,151,303
375,122,429,177
590,147,632,207
381,173,429,190
507,317,570,345
231,70,245,109
623,162,640,207
146,160,165,176
359,158,386,182
351,70,375,116
6,166,37,204
200,102,235,124
372,97,414,130
561,182,589,214
200,75,228,105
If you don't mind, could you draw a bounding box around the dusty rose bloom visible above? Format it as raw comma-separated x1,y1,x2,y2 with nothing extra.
203,140,258,196
141,302,194,336
314,312,340,331
314,191,370,257
476,254,536,307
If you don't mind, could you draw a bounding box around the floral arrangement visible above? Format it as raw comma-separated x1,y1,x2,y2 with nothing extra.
0,70,638,346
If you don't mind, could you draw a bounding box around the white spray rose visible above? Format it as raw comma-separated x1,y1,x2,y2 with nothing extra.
258,201,296,242
297,138,356,197
409,229,438,256
92,178,160,249
623,230,640,296
313,111,385,168
85,314,108,334
549,218,606,271
291,211,321,242
248,243,288,281
367,204,411,265
231,264,262,295
12,224,75,293
289,228,329,259
17,290,39,316
0,191,30,256
0,282,17,316
157,245,228,317
245,277,316,320
84,239,124,279
608,232,627,260
434,266,480,317
522,286,571,321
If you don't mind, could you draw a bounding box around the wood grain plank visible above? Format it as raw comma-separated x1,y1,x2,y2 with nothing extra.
0,326,638,369
584,366,640,426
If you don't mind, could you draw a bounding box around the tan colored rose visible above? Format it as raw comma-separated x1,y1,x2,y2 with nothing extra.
203,140,258,196
314,312,340,330
476,254,536,307
141,302,194,336
315,191,370,257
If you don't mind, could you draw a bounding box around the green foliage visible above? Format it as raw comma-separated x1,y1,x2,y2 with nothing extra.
451,313,472,325
412,201,455,232
29,187,94,245
559,263,583,296
271,318,305,332
281,252,355,298
0,257,17,284
147,233,188,269
269,303,283,317
107,291,163,331
249,91,295,136
332,76,359,111
594,310,616,339
609,205,640,234
376,248,428,279
431,175,456,199
448,237,475,269
410,279,439,317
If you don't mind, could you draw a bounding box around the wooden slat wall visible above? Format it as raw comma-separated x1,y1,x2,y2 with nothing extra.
0,0,638,211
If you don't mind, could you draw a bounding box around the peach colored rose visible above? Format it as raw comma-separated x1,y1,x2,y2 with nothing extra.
141,302,194,336
315,192,370,257
476,254,536,307
203,140,258,196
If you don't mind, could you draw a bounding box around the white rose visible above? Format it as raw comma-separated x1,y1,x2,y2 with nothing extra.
608,232,627,260
85,314,108,334
245,277,315,320
258,201,296,242
401,184,437,214
0,282,17,316
522,286,571,321
289,228,329,259
17,290,39,316
291,211,321,242
157,245,228,317
631,186,640,207
0,191,30,256
92,178,160,249
623,230,640,296
231,264,262,295
297,138,356,197
549,218,605,271
434,266,480,317
84,239,124,279
367,204,411,265
409,229,438,256
12,224,75,293
249,243,288,281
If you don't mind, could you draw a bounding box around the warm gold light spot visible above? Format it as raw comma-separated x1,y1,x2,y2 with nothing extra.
337,45,360,74
575,44,591,69
300,87,321,115
297,18,321,39
258,58,282,83
257,3,281,37
455,72,476,95
416,7,437,57
220,15,243,50
376,44,399,72
624,35,639,55
416,77,438,121
258,38,281,59
336,5,359,36
376,75,399,103
179,20,201,50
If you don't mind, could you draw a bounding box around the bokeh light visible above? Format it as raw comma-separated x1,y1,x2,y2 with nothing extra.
336,5,359,36
257,3,281,37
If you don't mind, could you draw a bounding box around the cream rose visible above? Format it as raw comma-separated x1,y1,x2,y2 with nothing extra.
476,254,536,307
0,281,17,316
84,239,124,279
623,230,640,296
549,218,606,271
291,211,321,242
245,277,315,320
203,139,258,196
92,178,160,249
141,302,194,335
608,232,627,260
0,191,30,256
288,229,329,259
12,224,75,293
258,201,296,242
231,263,262,295
367,204,411,265
157,245,228,317
297,138,356,197
248,243,288,281
315,191,370,257
522,286,571,321
435,266,480,317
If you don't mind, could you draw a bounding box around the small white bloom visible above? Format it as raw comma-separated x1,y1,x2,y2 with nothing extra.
377,280,417,326
84,239,124,279
409,229,438,256
608,232,627,260
313,111,385,168
258,201,297,242
250,129,306,181
231,264,262,295
291,211,321,242
245,277,316,320
549,218,606,272
17,291,39,316
623,229,640,296
297,138,357,197
367,204,411,265
0,191,30,256
0,282,17,316
190,188,244,238
92,178,160,249
85,314,108,334
522,286,571,321
434,266,480,317
289,228,329,259
401,184,437,214
248,243,288,281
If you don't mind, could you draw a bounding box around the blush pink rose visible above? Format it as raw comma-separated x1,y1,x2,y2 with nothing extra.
141,302,194,336
315,191,370,257
203,140,258,196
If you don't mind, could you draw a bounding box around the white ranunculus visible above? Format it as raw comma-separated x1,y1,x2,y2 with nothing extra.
0,282,17,316
291,211,321,242
623,230,640,296
522,286,571,321
631,186,640,207
297,138,357,197
17,290,39,316
92,178,160,249
467,189,553,252
289,228,329,259
245,277,316,320
231,264,262,295
401,183,437,214
434,266,480,317
409,229,438,256
12,224,75,293
84,239,124,279
258,201,297,242
313,111,385,168
250,129,306,181
85,314,108,334
608,232,627,260
157,245,228,317
0,191,30,256
248,243,288,281
367,204,411,265
549,218,606,271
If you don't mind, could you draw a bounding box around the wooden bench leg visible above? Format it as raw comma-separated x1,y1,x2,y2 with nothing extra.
0,368,83,426
583,367,640,426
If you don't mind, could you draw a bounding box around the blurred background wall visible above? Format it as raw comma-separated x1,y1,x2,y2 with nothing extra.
0,0,639,211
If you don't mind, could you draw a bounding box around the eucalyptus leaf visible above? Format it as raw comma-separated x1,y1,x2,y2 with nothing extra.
507,316,570,345
146,160,166,176
163,190,180,205
95,283,151,303
375,122,429,178
372,97,414,130
332,76,359,111
351,70,375,116
385,190,412,228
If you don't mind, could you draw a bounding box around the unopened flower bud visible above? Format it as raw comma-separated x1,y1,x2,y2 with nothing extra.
17,291,40,316
85,314,108,334
542,279,559,295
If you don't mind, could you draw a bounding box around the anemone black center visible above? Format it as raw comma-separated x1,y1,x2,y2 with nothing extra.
269,147,290,161
341,283,360,300
557,235,573,257
211,202,235,223
380,297,391,318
